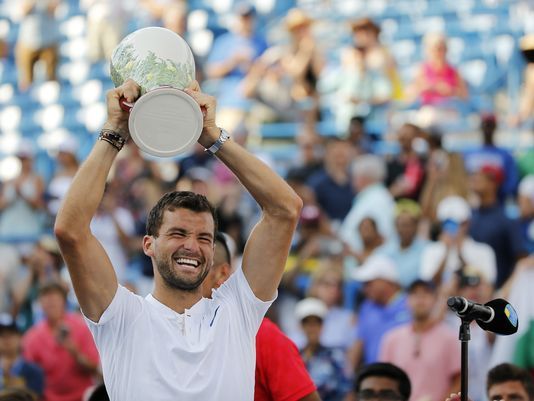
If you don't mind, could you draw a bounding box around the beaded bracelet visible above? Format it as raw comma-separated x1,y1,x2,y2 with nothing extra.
98,129,127,151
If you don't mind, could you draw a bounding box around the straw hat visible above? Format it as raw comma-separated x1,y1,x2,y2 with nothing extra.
350,17,381,35
285,8,313,31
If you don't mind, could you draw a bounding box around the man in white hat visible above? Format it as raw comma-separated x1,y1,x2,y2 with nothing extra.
420,195,497,286
348,254,410,371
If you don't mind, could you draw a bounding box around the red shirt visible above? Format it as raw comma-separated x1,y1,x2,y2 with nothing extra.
255,318,316,401
23,313,99,401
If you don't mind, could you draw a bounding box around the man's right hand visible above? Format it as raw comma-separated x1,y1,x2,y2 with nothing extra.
103,79,141,138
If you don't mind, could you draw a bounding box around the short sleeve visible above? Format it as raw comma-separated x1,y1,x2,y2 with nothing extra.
83,285,143,352
212,268,275,337
256,321,316,401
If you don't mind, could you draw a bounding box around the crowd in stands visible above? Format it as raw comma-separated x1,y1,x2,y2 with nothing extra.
0,0,534,400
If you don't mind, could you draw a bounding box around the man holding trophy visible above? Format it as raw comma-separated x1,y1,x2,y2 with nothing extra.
54,28,302,400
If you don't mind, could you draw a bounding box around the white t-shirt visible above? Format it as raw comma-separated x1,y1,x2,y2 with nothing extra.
85,268,274,401
420,238,497,284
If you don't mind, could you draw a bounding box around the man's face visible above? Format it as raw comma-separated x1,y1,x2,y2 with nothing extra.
408,287,436,321
395,214,418,245
0,331,20,356
363,279,390,305
357,376,403,401
146,208,215,292
301,316,323,345
40,291,66,321
488,381,530,401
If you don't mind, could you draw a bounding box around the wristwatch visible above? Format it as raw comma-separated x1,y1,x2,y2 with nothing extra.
205,128,230,156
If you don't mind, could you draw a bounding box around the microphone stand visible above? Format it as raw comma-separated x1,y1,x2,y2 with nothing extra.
459,319,471,401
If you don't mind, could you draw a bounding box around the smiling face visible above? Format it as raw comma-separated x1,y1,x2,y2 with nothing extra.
145,208,215,292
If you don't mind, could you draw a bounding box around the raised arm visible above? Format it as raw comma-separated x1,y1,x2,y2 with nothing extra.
54,81,140,322
185,87,303,301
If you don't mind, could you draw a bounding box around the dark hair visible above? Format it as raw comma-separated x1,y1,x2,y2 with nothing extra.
407,279,436,294
146,191,217,237
355,363,411,401
487,363,534,400
38,281,68,300
214,232,231,265
0,389,37,401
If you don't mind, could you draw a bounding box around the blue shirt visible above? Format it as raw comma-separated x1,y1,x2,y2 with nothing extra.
301,345,352,401
379,238,428,288
520,218,534,255
463,146,519,199
356,294,411,364
469,204,526,287
0,357,44,396
307,170,354,222
206,32,267,108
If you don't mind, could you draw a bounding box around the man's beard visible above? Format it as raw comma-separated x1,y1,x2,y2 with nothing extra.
155,254,211,292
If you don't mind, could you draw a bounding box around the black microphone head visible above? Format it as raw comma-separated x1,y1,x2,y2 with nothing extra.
477,298,519,335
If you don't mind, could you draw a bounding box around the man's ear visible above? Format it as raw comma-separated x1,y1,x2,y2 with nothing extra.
143,235,154,257
215,263,232,288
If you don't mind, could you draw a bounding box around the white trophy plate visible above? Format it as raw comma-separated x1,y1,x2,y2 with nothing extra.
128,87,203,158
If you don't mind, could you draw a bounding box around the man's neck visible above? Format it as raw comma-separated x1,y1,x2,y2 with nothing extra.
412,318,434,332
152,285,203,314
480,194,497,208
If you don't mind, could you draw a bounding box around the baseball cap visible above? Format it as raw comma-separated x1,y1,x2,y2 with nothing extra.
407,279,436,293
295,297,328,321
352,254,399,284
0,314,19,333
436,196,471,223
478,164,504,186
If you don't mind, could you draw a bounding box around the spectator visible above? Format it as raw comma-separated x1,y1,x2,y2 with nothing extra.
380,280,460,401
90,187,135,283
408,33,468,108
285,260,356,352
446,363,534,401
23,282,99,401
281,8,324,123
16,0,60,90
307,138,355,223
347,116,374,155
205,4,267,130
47,138,80,217
419,150,468,233
296,297,352,401
487,363,534,401
380,200,428,288
201,232,321,401
285,131,324,183
349,254,410,368
463,114,519,201
420,196,497,286
81,0,128,62
335,18,395,130
349,217,385,265
13,235,65,331
518,175,534,254
350,18,401,100
242,45,297,123
0,314,44,397
469,165,527,287
512,34,534,128
161,0,187,37
348,362,411,401
386,124,426,201
0,141,45,242
0,244,22,317
340,154,395,253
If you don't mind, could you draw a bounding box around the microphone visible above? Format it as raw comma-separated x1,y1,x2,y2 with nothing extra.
447,296,519,335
